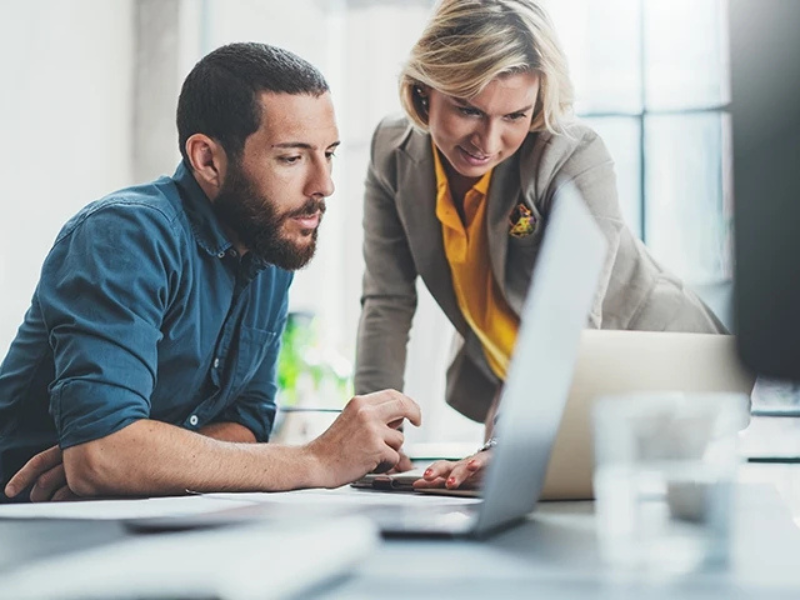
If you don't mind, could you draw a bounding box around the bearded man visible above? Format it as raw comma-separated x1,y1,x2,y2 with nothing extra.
0,42,419,503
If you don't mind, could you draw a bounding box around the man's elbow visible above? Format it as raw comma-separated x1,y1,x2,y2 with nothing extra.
63,441,122,497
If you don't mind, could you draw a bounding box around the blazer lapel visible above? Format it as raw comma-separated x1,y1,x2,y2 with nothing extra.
485,151,523,310
396,132,468,334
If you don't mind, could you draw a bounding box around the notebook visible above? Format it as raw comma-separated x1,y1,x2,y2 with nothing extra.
3,516,379,599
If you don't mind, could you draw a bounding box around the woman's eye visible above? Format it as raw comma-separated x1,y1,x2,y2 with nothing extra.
458,107,482,117
506,112,528,121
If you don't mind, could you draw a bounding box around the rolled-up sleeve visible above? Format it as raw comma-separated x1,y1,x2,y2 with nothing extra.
40,201,180,449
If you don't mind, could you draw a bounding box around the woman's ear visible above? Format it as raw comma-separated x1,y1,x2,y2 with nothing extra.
414,84,431,122
185,134,227,198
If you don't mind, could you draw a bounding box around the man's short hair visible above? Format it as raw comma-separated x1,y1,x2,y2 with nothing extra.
177,42,329,163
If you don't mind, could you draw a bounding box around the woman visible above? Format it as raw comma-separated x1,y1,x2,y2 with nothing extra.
354,0,724,489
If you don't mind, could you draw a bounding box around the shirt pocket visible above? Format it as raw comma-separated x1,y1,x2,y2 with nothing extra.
234,326,278,386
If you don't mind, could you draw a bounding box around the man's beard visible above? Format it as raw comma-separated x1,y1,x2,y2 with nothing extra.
213,161,325,270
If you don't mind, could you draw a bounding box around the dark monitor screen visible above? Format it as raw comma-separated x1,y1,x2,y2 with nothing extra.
732,0,800,379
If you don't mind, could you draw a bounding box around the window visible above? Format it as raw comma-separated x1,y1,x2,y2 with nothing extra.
545,0,732,286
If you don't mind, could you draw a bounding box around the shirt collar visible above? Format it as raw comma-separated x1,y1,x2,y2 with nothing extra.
172,161,234,258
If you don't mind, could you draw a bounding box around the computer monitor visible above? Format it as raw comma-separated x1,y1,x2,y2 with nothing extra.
731,0,800,379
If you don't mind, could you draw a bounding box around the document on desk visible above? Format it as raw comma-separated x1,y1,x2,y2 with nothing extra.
202,485,481,507
3,515,379,600
0,487,477,522
0,494,260,520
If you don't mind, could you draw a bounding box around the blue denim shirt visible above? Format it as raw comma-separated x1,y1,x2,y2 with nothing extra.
0,162,292,485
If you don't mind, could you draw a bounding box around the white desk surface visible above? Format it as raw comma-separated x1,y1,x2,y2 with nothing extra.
0,465,798,599
314,477,800,599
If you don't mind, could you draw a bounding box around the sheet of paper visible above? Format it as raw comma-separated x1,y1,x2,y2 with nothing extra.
0,485,478,521
202,486,481,507
0,494,258,520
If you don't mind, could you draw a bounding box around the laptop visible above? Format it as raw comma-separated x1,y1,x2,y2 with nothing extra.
358,188,607,537
542,329,755,500
360,331,755,505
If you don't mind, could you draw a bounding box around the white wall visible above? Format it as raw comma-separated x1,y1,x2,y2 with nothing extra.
0,0,484,444
0,0,135,355
197,0,484,443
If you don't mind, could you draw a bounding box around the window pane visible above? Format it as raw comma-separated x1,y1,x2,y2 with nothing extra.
644,0,729,110
581,116,642,238
644,113,732,283
545,0,642,113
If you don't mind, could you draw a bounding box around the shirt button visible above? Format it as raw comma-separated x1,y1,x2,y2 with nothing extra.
213,358,220,369
217,251,225,259
189,415,199,426
229,249,238,258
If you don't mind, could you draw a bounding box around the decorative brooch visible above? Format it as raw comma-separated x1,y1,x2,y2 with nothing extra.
508,202,537,238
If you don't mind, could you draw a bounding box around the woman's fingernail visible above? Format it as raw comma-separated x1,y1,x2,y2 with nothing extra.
468,460,477,468
424,469,432,477
446,477,456,487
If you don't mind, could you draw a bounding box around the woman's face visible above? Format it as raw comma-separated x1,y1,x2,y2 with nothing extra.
425,71,539,184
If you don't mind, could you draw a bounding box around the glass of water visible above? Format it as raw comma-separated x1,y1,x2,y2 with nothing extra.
593,392,750,574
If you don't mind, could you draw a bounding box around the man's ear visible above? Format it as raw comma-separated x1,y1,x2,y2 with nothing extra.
185,134,227,198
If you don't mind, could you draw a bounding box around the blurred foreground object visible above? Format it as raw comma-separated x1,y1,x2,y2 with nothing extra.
731,0,800,379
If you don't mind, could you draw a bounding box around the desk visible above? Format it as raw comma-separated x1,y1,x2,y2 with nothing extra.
1,467,799,599
309,480,800,599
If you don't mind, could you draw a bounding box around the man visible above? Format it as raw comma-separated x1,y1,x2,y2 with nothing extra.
0,42,419,503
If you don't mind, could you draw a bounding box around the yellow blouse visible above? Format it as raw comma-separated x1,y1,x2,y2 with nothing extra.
433,144,520,379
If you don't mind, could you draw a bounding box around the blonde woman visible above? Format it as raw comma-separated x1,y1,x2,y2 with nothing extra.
355,0,724,489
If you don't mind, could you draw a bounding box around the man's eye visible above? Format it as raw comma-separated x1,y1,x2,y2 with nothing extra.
279,156,301,164
325,151,337,160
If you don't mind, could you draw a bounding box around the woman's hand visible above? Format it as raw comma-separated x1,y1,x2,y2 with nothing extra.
412,450,492,491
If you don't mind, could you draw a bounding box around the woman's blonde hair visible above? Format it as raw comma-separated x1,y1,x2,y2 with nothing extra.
400,0,574,134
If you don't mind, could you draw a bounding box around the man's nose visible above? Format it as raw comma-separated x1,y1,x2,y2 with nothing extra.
306,159,335,198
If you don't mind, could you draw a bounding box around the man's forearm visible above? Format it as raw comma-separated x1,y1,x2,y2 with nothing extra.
63,419,319,498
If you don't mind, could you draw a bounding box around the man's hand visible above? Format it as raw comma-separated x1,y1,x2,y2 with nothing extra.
4,445,79,502
412,450,492,491
385,450,413,474
305,389,421,488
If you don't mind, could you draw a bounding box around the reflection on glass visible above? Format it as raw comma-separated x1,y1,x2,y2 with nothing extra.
545,0,642,114
645,113,731,283
581,116,642,238
644,0,729,110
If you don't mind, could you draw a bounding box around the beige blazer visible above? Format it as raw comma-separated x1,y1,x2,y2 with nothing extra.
355,115,725,422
